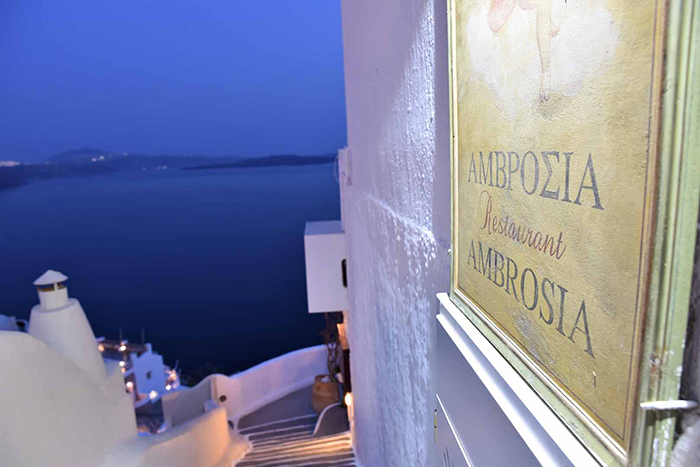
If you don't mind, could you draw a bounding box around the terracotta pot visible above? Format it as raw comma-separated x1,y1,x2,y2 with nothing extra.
311,374,340,414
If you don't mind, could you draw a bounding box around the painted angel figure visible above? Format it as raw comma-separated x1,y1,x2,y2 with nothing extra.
487,0,559,102
467,0,619,116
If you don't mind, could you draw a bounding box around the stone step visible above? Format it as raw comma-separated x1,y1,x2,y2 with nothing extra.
239,415,317,435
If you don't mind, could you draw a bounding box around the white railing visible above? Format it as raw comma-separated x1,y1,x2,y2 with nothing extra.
162,345,327,429
212,345,327,423
162,376,212,428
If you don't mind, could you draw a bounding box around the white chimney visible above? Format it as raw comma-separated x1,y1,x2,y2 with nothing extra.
33,270,70,310
29,270,107,385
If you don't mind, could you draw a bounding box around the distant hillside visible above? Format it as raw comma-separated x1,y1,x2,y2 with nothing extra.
2,148,237,191
49,148,114,163
0,149,336,192
47,148,241,170
182,154,335,171
0,159,120,191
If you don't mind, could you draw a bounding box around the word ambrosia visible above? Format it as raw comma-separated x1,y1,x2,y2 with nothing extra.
466,238,595,359
465,151,604,210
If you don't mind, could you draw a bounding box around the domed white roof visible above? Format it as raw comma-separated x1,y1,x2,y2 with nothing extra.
33,270,69,286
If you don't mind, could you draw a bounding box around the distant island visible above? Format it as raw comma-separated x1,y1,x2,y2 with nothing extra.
0,148,336,191
182,154,335,171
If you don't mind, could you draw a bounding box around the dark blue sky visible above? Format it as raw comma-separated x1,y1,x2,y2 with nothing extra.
0,1,346,162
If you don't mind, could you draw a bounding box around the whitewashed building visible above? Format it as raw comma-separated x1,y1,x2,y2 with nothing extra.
334,1,700,466
1,2,699,467
97,337,180,408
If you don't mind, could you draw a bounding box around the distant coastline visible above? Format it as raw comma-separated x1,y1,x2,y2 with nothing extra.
0,148,336,191
182,154,335,171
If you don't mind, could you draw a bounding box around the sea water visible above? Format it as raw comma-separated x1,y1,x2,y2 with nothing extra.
0,164,339,376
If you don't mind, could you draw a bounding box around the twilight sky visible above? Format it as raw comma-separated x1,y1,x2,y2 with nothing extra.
0,0,347,163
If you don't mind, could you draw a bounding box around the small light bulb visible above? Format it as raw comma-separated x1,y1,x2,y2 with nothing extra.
165,384,171,391
126,381,133,389
149,390,158,400
97,344,104,352
119,345,127,352
119,361,125,367
344,392,352,406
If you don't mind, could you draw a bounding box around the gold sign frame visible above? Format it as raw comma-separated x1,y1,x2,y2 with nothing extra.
448,1,700,465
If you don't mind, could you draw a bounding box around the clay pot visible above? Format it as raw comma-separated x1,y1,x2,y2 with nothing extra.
311,374,340,414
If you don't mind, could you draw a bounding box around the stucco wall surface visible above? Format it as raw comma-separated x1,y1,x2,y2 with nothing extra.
129,349,167,396
101,406,242,467
212,344,326,423
28,298,107,385
0,331,136,467
163,375,213,428
163,345,326,429
341,0,450,465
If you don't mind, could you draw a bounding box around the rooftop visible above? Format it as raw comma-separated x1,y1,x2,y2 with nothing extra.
33,269,68,286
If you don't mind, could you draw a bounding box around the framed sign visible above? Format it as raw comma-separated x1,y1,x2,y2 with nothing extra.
448,0,700,464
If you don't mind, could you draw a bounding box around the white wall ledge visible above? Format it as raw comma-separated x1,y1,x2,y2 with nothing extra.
437,292,598,466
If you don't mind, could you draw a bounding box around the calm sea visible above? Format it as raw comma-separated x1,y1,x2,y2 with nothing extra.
0,164,339,376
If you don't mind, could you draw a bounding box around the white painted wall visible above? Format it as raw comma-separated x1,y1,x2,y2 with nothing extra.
340,0,451,465
162,345,326,428
0,328,244,467
304,220,348,313
163,376,213,429
213,345,327,424
101,406,244,467
37,286,69,310
0,331,136,467
340,3,700,466
29,298,108,385
436,294,598,466
127,345,167,398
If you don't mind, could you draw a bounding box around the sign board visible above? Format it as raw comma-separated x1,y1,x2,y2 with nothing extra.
448,0,700,464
